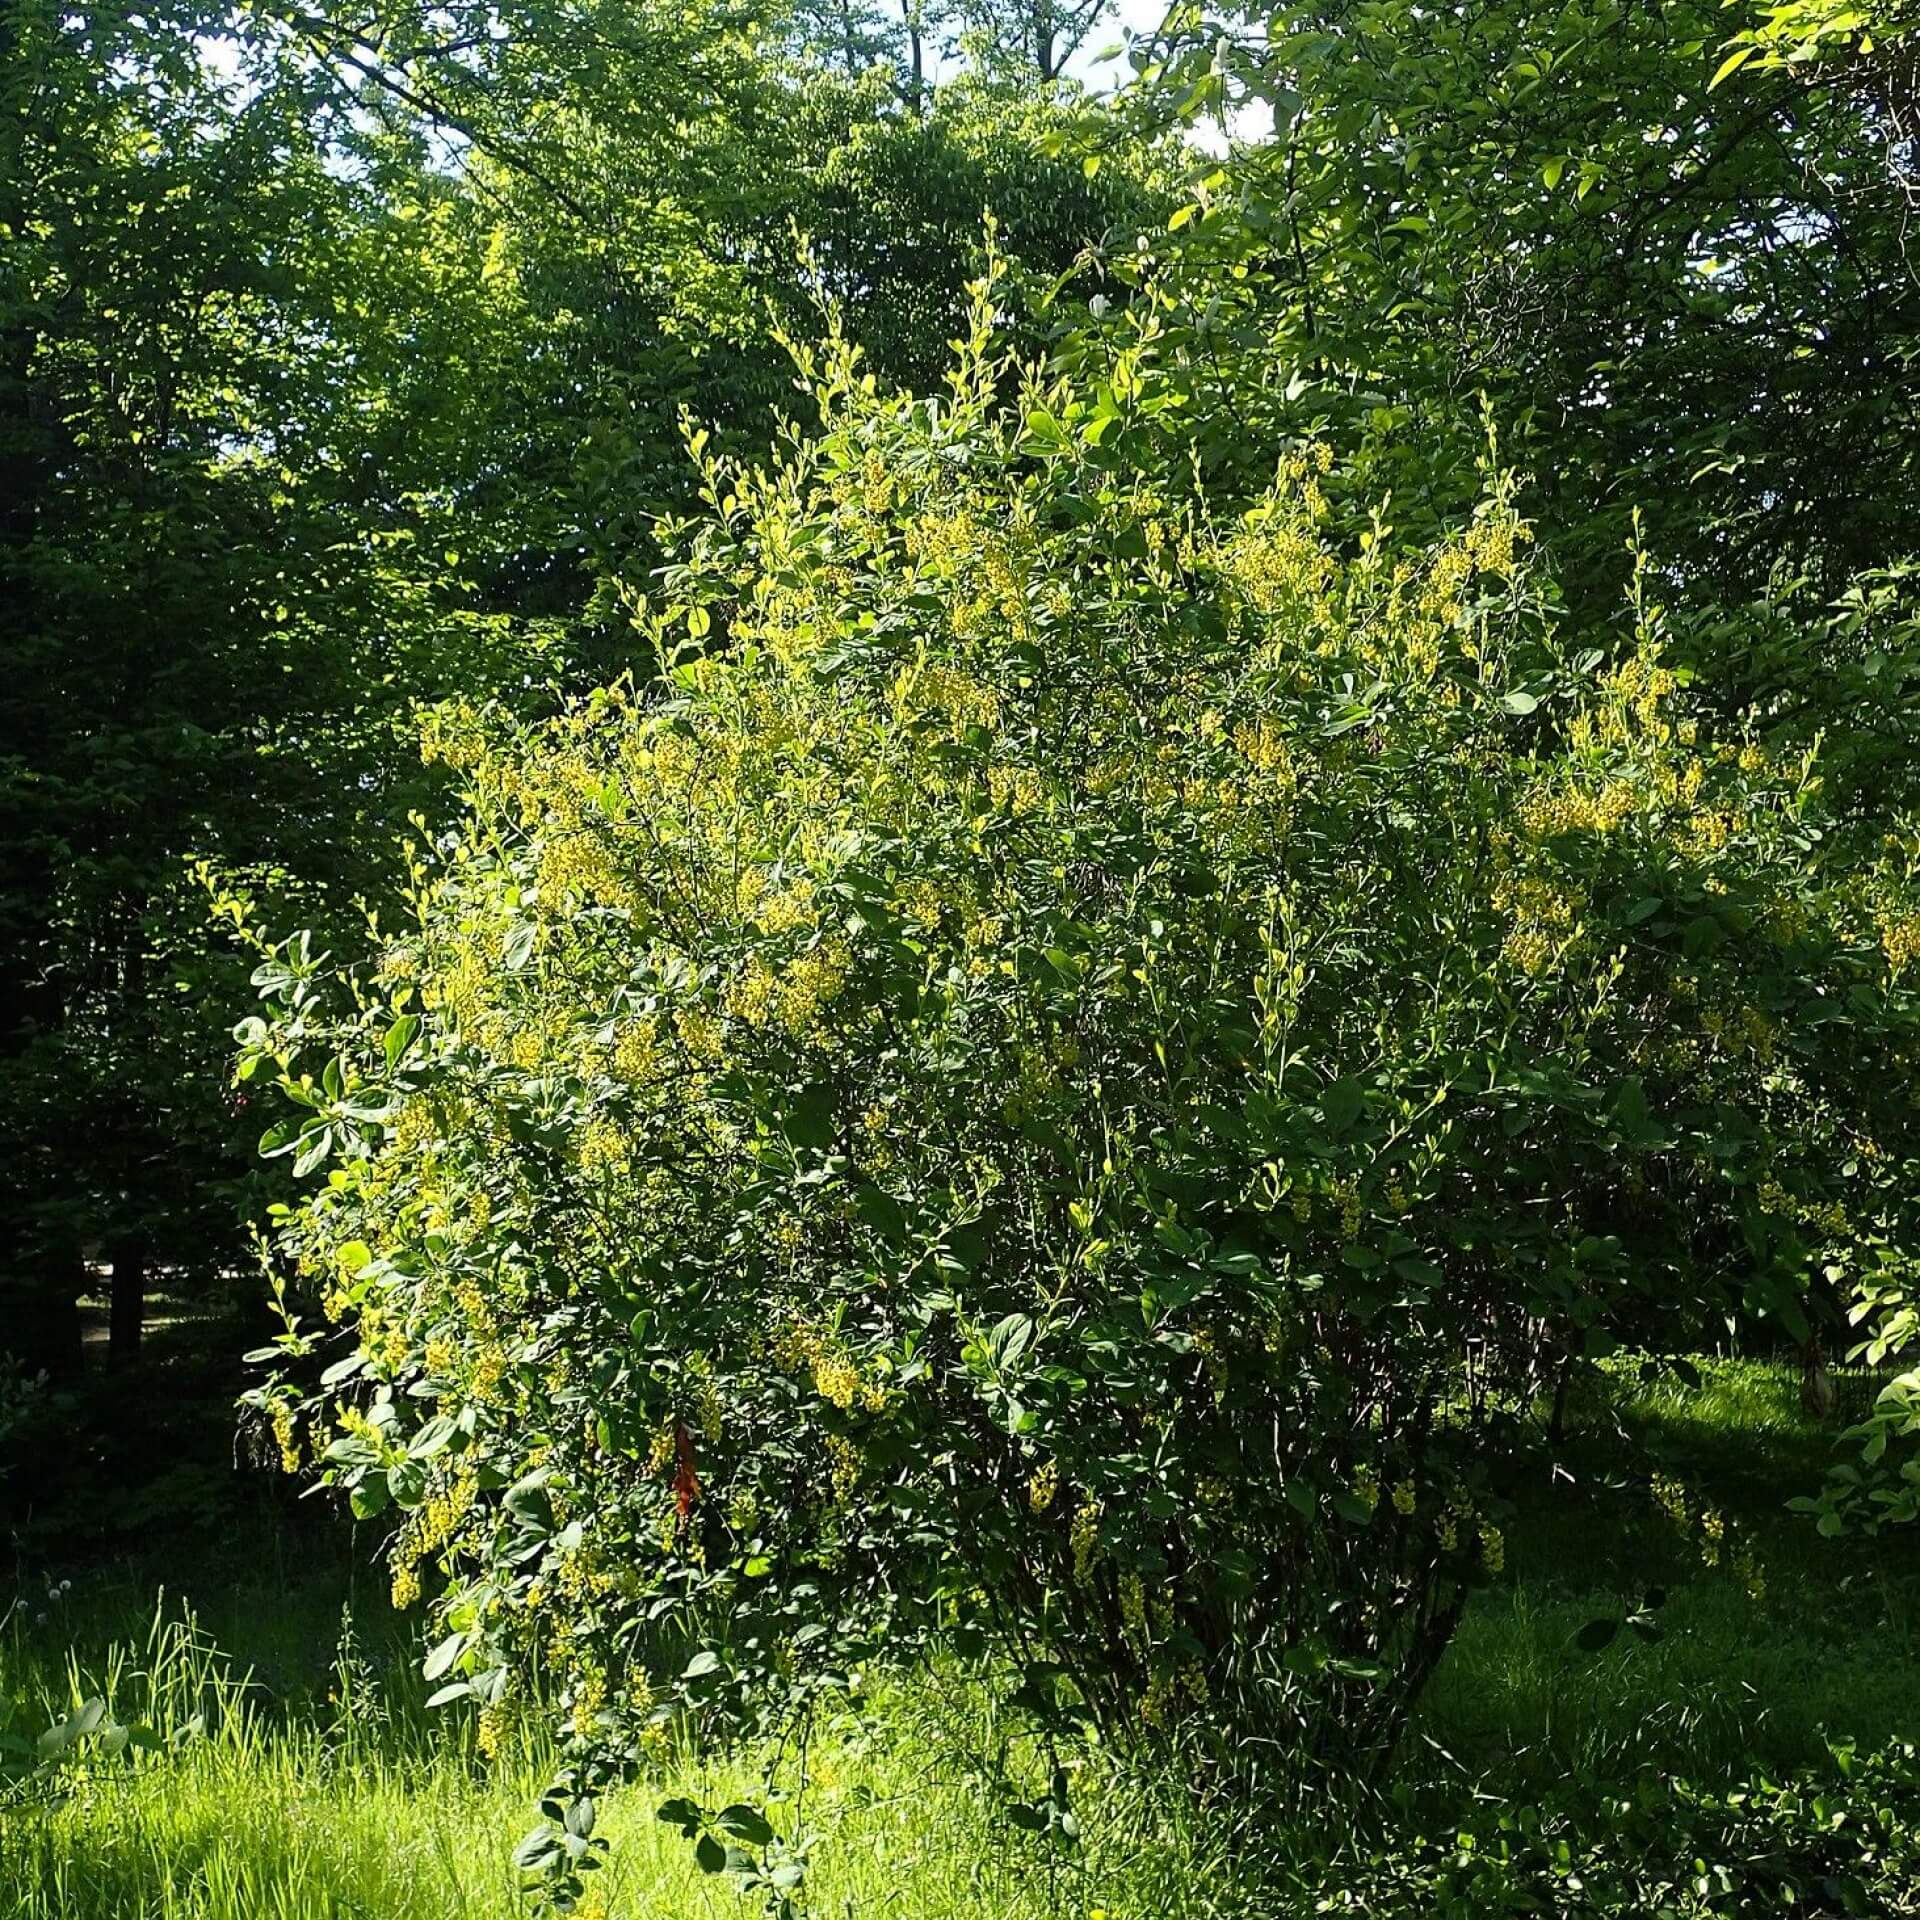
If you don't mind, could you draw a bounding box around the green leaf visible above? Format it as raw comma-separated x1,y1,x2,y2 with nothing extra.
512,1824,561,1872
423,1632,468,1682
780,1083,837,1149
383,1013,420,1067
1709,44,1756,89
502,920,537,971
715,1803,775,1846
1321,1076,1365,1135
656,1797,704,1837
985,1314,1034,1371
503,1472,553,1533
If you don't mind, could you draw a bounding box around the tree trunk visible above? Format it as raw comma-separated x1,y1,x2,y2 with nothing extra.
108,1233,147,1368
1548,1350,1574,1441
902,1,924,111
1800,1333,1836,1420
1789,1344,1835,1420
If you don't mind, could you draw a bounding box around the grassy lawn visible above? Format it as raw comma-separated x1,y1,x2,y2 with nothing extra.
5,1356,1917,1918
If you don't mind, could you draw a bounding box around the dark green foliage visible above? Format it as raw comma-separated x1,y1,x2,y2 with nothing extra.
1321,1744,1920,1917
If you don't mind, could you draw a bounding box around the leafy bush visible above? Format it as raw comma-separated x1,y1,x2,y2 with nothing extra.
241,287,1920,1893
1322,1742,1920,1917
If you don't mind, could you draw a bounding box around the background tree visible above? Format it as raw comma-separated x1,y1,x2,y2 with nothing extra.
956,0,1116,80
0,0,1160,1425
1130,0,1920,615
0,3,550,1388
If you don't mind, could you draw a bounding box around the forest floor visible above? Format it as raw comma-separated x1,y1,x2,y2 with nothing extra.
4,1359,1918,1918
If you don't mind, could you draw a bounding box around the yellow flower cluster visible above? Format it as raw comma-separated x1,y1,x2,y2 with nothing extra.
1700,1507,1725,1568
626,1669,655,1721
570,1666,607,1739
453,1274,498,1337
1434,1487,1476,1553
726,940,851,1041
1496,873,1582,978
612,1017,660,1082
355,1302,410,1376
901,661,1000,737
1881,911,1920,973
470,1343,508,1403
752,878,816,935
1071,1499,1102,1582
1232,717,1299,788
270,1400,300,1474
416,1470,478,1555
825,1432,861,1504
576,1117,630,1175
1140,1659,1209,1729
419,945,493,1037
1478,1521,1505,1574
775,1318,884,1413
1028,1460,1060,1514
674,1006,724,1063
536,828,632,910
987,764,1046,816
1756,1176,1849,1238
388,1468,478,1611
1519,779,1637,838
1332,1179,1363,1240
687,1353,724,1446
895,879,944,934
417,699,488,771
1698,1002,1776,1063
1678,809,1737,862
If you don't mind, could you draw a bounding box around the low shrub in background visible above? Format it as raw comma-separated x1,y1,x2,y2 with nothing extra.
1323,1742,1920,1918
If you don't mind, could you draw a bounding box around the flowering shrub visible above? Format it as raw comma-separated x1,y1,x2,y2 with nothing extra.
240,291,1920,1898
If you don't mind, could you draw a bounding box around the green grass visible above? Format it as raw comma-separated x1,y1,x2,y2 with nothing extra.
2,1599,1246,1920
1415,1356,1920,1788
6,1354,1918,1919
